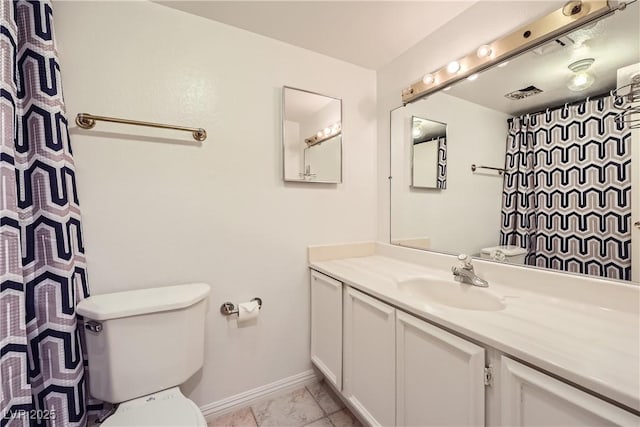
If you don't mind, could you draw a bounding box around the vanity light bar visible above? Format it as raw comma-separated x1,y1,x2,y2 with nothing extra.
305,122,342,147
401,0,613,104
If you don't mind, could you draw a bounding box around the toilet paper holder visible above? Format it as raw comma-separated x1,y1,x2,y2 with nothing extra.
220,297,262,316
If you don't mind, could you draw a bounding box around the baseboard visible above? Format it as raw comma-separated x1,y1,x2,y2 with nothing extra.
199,370,319,419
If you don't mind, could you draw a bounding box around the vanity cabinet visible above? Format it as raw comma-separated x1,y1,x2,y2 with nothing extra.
343,286,396,427
310,270,343,389
396,311,485,426
500,357,639,426
309,270,640,427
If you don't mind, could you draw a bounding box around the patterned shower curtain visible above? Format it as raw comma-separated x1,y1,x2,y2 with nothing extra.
500,96,632,280
436,136,447,189
1,1,94,425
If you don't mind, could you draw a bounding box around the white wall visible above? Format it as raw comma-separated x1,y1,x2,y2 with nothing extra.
54,0,376,408
377,0,562,242
390,93,509,255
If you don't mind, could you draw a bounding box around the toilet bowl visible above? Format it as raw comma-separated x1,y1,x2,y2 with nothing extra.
77,283,210,426
101,387,206,426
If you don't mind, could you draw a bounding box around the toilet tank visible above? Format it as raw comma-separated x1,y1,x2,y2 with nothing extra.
77,283,210,404
480,245,527,264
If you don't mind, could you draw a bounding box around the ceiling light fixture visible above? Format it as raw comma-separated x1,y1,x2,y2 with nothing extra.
476,45,492,58
567,58,595,91
422,74,435,85
447,61,461,74
401,1,613,104
568,72,595,91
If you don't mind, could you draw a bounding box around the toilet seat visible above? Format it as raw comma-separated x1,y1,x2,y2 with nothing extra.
102,387,206,426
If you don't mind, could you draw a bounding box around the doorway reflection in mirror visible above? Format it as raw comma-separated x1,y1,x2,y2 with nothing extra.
411,117,447,189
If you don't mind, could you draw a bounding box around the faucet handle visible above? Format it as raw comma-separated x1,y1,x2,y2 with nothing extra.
457,254,473,269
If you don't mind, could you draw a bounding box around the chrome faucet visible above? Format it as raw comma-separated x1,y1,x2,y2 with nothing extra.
452,254,489,287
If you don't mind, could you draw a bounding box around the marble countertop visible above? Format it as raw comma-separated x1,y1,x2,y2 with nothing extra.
309,251,640,413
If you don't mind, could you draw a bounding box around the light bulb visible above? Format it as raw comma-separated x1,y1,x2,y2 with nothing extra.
467,73,479,81
422,73,435,85
447,61,461,74
567,71,595,91
324,127,331,136
316,131,323,138
477,45,492,58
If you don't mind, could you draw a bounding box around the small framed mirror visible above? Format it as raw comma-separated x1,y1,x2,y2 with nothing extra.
411,116,447,189
282,86,342,183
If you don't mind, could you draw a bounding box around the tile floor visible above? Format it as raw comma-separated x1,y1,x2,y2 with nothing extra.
207,381,362,427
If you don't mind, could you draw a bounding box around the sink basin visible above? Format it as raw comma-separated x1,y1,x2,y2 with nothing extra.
397,278,505,311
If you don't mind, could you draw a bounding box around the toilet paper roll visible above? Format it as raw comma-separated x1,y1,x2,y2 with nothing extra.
237,300,260,324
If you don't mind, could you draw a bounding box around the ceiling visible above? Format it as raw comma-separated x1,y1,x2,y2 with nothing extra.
155,1,475,70
445,1,640,115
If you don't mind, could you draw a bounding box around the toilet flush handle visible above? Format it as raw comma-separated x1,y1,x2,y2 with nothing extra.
85,320,103,333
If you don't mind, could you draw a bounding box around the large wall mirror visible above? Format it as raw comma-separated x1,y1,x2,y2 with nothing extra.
391,1,639,282
282,86,342,183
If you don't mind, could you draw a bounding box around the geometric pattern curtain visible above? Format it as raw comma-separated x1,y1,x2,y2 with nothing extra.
1,1,96,425
500,96,631,281
436,136,447,189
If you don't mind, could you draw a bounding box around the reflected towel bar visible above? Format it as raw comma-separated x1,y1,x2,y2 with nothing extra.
471,164,505,175
75,113,207,142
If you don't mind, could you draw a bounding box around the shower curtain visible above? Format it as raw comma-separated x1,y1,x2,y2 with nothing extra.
436,136,447,189
1,1,95,425
500,96,631,280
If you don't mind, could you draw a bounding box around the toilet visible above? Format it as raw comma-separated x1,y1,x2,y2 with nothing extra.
480,245,527,264
76,283,210,426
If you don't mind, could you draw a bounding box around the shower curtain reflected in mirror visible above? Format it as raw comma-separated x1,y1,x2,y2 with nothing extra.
1,1,100,425
500,96,631,280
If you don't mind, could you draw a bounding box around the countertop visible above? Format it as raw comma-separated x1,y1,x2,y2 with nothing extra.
309,252,640,413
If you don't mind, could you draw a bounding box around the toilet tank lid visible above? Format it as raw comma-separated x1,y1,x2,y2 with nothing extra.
480,245,526,256
76,283,210,321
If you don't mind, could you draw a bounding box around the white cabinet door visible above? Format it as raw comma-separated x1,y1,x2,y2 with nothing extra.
343,286,396,427
310,270,343,389
396,311,485,427
501,356,639,426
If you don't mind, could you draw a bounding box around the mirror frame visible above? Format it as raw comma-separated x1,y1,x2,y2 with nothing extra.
281,86,343,184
